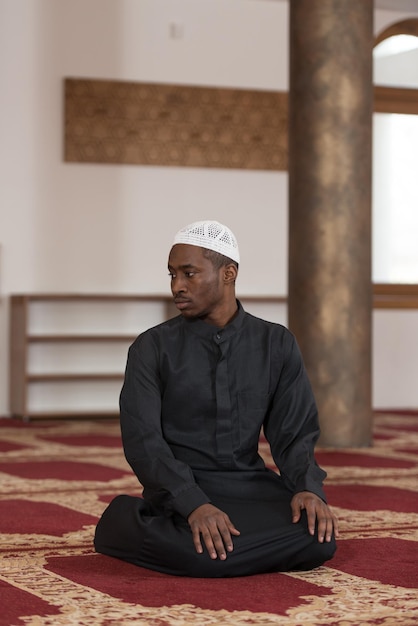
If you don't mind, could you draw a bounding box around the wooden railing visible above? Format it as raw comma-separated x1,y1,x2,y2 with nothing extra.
13,288,418,308
373,284,418,309
242,285,418,310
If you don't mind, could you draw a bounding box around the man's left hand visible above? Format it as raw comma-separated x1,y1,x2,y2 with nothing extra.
291,491,339,543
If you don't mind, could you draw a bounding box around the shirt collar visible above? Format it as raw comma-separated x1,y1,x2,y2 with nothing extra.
181,299,245,341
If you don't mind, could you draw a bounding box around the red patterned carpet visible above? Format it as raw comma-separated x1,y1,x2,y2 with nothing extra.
0,412,417,625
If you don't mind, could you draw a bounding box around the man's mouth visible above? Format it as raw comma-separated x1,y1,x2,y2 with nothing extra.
174,299,191,310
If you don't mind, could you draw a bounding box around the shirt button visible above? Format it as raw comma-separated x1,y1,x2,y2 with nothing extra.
216,333,221,340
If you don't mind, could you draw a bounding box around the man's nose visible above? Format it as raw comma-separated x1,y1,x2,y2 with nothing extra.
171,275,187,294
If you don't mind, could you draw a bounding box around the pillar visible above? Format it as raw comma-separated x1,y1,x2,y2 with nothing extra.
288,0,374,446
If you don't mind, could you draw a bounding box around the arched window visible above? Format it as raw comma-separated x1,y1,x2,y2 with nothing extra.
373,19,418,284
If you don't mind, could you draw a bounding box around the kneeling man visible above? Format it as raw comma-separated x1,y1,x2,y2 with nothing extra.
94,220,338,577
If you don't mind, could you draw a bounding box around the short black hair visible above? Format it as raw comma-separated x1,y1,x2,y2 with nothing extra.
202,248,239,271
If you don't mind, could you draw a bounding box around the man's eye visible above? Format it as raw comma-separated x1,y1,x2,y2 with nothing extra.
168,272,175,279
185,272,195,278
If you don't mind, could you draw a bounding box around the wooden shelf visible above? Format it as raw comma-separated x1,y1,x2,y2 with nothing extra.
28,334,137,343
10,288,416,420
18,293,171,302
19,410,120,421
27,373,124,383
9,294,175,420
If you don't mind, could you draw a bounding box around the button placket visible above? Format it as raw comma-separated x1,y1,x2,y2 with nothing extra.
214,337,233,466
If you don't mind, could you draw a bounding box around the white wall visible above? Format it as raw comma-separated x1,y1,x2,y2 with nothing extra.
374,47,418,88
1,0,418,415
373,309,418,408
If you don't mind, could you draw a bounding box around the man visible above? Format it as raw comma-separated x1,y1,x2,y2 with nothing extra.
94,220,338,577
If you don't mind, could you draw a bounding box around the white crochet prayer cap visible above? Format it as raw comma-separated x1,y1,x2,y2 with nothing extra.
173,220,240,264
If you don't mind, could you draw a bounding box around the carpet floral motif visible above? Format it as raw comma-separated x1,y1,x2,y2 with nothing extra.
0,413,417,625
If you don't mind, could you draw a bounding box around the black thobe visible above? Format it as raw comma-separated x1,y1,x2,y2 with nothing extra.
94,302,336,576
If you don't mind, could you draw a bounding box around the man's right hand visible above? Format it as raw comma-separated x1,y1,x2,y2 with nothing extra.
187,503,241,560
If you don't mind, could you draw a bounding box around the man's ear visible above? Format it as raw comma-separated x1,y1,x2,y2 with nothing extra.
223,264,238,284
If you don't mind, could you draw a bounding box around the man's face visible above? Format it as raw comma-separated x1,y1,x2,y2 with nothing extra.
168,244,226,321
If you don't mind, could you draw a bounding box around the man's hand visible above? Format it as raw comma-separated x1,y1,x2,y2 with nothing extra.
291,491,339,543
188,503,241,560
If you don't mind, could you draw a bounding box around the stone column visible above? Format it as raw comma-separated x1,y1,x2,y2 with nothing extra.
288,0,373,447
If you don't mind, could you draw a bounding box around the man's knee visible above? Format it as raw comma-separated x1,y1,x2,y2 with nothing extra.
94,494,139,554
293,537,337,571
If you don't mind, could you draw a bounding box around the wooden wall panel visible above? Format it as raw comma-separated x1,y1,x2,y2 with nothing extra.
64,78,288,171
64,78,418,171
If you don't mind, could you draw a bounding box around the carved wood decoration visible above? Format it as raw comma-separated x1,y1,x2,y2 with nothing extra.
64,78,417,170
64,78,288,170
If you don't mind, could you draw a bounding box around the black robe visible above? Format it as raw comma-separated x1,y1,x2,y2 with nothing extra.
94,302,336,576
